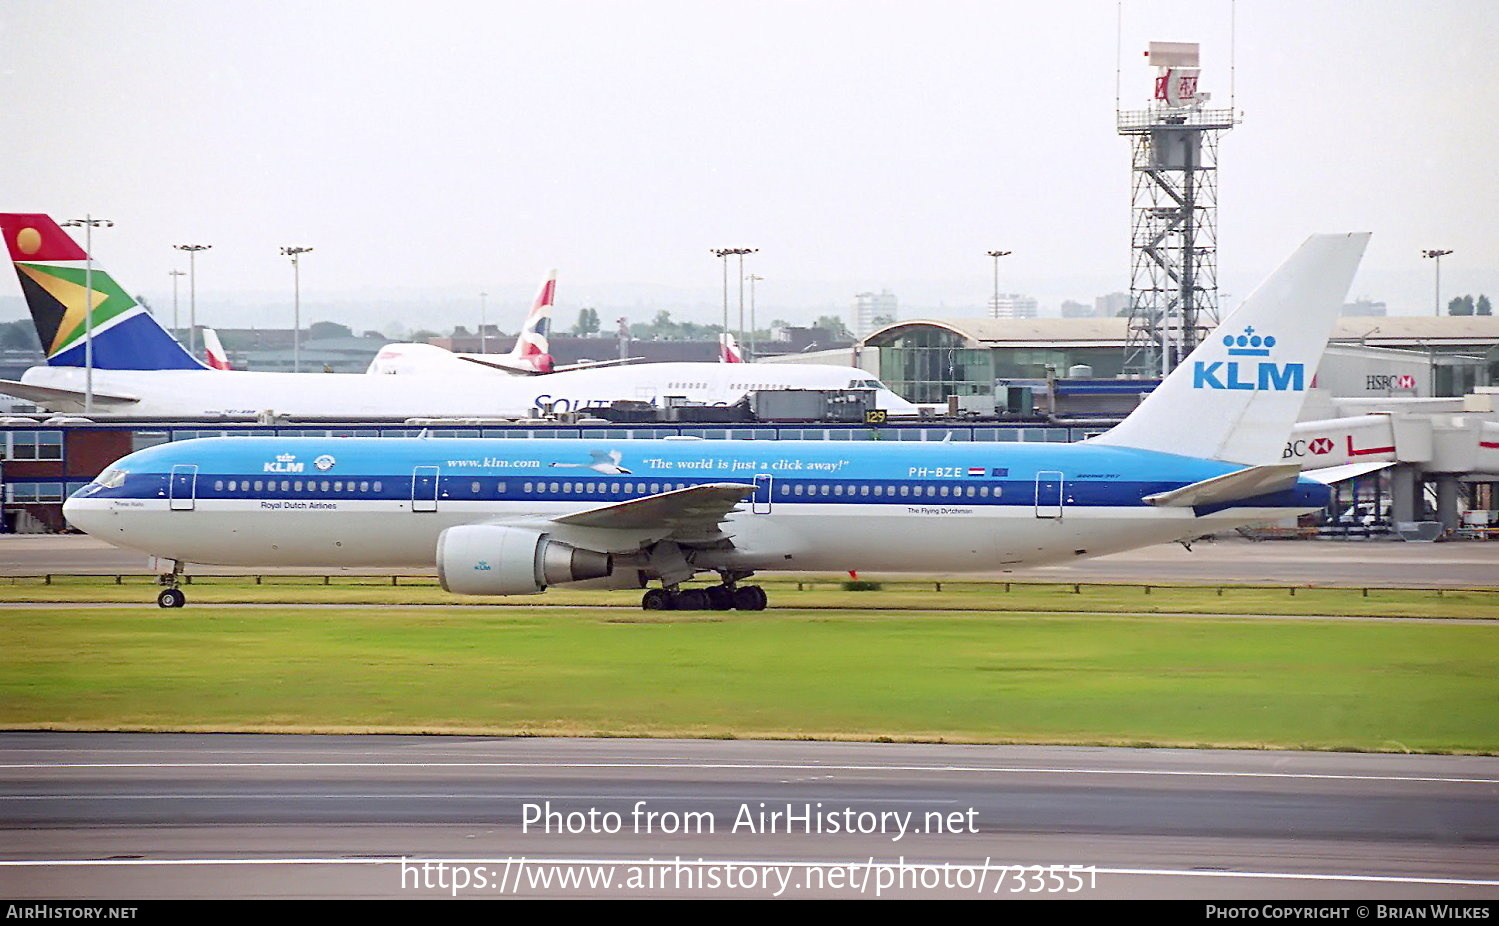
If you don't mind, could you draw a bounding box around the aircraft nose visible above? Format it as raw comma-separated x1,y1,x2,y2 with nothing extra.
61,493,107,535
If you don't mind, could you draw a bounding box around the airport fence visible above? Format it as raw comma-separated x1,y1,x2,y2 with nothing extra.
4,572,1499,603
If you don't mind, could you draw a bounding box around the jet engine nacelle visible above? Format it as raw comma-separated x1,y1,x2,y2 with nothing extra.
437,525,612,596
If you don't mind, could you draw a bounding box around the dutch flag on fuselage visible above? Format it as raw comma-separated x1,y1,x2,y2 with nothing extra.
0,213,207,371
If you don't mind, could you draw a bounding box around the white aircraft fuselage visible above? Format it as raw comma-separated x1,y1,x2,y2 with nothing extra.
19,360,919,418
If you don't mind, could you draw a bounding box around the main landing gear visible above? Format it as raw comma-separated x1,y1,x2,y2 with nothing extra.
642,578,768,612
156,560,187,608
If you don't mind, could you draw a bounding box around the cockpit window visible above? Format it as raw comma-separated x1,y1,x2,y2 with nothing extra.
95,469,128,489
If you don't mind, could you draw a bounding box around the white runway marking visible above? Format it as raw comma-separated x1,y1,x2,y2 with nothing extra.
0,792,957,803
0,856,1495,888
2,760,1495,785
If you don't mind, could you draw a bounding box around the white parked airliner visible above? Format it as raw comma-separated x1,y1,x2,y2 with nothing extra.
0,214,919,418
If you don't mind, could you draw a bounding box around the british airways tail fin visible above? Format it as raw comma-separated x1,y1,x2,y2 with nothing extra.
504,269,557,373
0,213,206,371
719,332,744,363
202,327,232,370
1090,233,1369,465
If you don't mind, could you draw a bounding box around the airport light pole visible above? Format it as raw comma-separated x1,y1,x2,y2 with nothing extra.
168,269,186,341
280,247,312,372
738,249,756,346
174,244,211,359
479,291,488,354
60,216,113,415
986,250,1012,318
1422,249,1453,316
746,274,764,358
712,248,756,338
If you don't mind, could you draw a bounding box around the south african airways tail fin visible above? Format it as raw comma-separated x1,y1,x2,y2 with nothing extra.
0,213,206,371
1090,233,1369,466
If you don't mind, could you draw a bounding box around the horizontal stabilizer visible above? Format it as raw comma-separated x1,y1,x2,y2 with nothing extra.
1300,461,1395,484
1142,463,1302,508
553,482,755,533
0,378,139,407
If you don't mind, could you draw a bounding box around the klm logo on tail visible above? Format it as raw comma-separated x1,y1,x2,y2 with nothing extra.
1192,327,1304,393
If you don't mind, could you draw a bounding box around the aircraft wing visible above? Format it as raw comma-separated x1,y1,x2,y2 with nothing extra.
0,378,140,408
456,355,538,375
456,354,643,375
552,482,756,540
1142,463,1303,508
552,357,643,372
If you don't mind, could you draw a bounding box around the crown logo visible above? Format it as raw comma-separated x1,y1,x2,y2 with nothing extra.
1223,326,1276,357
276,453,296,462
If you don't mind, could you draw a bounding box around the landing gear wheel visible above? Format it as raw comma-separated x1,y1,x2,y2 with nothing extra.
675,588,709,611
157,588,186,609
642,588,674,611
732,585,768,611
705,586,734,611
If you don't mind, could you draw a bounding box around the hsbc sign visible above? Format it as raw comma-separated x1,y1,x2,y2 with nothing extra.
1284,436,1335,459
1366,373,1418,393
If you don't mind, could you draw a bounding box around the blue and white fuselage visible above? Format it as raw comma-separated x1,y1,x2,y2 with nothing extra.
59,232,1373,609
66,436,1327,572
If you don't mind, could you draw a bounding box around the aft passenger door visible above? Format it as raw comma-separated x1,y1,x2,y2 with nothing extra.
412,466,439,512
168,465,197,511
752,474,773,514
1034,471,1064,519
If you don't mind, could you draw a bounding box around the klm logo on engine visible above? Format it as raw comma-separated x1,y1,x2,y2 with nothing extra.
1193,327,1304,392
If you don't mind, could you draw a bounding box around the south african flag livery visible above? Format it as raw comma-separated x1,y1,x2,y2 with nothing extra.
0,213,204,370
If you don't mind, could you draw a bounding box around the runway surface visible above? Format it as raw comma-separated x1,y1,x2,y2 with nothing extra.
5,533,1499,588
2,733,1496,899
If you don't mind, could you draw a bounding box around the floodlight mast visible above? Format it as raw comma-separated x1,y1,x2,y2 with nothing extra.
280,247,313,372
1422,249,1453,316
173,244,212,359
60,216,113,414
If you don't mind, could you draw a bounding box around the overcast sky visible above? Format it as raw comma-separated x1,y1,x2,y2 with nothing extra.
1,0,1494,332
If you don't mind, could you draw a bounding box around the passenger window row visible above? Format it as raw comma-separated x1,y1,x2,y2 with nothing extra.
212,479,385,494
194,477,1001,501
779,483,998,499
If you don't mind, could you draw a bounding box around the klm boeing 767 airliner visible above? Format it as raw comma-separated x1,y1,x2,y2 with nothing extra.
62,234,1370,610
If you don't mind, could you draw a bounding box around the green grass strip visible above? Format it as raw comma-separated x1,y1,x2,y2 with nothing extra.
2,606,1495,754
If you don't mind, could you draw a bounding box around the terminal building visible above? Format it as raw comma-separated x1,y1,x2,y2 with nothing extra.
861,316,1499,405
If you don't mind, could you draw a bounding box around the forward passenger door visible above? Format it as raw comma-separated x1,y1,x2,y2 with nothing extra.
412,466,439,512
168,465,197,511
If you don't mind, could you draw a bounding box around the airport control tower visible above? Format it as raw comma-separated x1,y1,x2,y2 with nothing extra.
1117,42,1238,377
